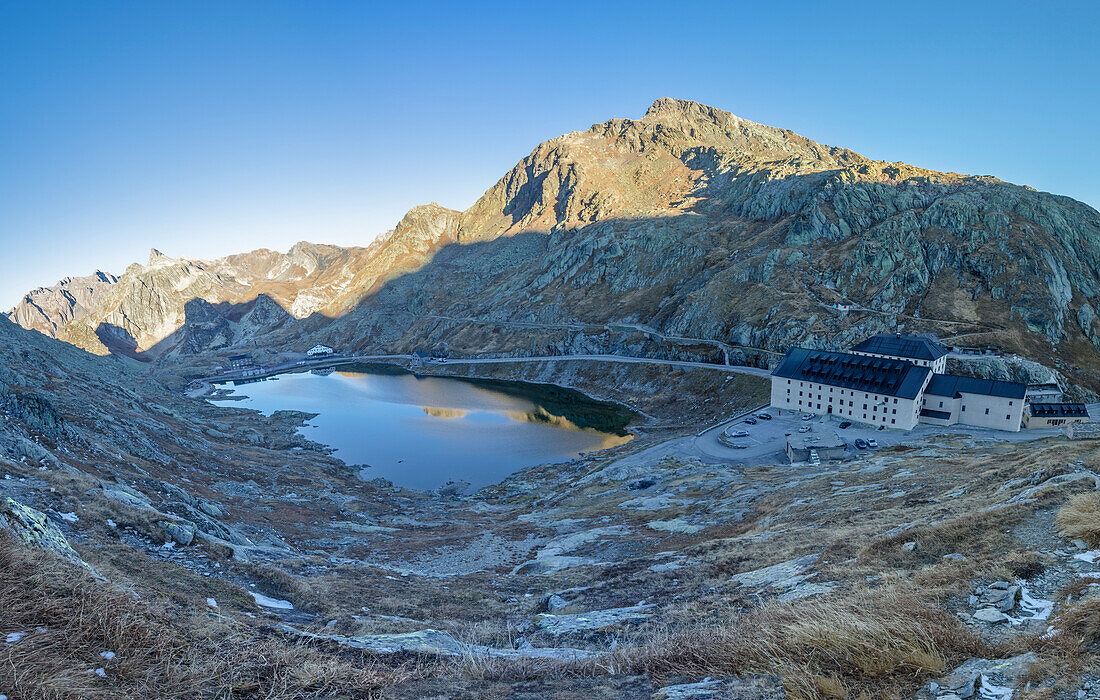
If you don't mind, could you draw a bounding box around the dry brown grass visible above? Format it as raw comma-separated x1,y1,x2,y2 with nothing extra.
1056,493,1100,546
595,584,994,700
0,532,412,698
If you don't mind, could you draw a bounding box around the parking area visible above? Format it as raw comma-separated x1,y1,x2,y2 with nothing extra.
694,406,1070,466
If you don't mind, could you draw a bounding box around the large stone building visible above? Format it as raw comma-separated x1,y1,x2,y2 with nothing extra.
770,334,1030,432
770,348,932,430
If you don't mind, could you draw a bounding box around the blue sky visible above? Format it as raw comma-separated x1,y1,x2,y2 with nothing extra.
1,1,1097,308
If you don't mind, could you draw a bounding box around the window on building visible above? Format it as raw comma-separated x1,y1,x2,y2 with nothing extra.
962,405,966,412
1008,400,1013,405
1006,415,1010,420
863,403,867,410
891,419,896,424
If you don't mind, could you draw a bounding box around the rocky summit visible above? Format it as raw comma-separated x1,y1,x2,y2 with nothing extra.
3,99,1100,699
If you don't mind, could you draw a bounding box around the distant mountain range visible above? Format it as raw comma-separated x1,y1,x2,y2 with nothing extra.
10,98,1100,388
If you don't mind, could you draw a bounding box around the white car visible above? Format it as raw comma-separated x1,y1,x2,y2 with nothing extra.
729,430,750,438
867,438,879,448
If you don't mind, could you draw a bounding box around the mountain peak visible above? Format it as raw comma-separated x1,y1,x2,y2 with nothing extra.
643,97,727,120
148,248,171,265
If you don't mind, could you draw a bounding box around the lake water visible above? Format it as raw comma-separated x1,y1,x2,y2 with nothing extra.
225,367,633,491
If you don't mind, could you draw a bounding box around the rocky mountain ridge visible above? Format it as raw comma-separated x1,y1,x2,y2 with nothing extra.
10,98,1100,388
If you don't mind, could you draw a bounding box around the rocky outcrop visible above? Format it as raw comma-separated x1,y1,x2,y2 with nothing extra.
0,497,100,576
7,270,117,337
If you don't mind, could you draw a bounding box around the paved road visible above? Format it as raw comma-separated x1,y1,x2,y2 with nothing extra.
198,352,772,385
432,354,772,377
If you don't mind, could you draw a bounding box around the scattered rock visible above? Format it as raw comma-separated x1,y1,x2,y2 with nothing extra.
972,608,1009,624
901,541,917,552
159,521,195,546
541,593,568,612
529,603,654,636
653,675,784,699
281,625,602,660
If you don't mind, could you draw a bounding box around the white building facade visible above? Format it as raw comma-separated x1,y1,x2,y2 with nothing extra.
770,348,932,430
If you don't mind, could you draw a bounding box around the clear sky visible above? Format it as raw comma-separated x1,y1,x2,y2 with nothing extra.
2,1,1097,308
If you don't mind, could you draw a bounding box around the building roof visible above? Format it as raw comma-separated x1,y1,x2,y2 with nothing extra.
924,374,1027,400
228,354,252,362
786,431,846,451
850,333,949,361
1028,402,1089,418
771,348,932,399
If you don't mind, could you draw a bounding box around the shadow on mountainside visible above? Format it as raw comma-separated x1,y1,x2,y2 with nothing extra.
116,166,1100,391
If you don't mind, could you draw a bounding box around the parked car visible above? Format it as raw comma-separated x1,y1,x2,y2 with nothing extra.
730,430,749,438
744,418,758,425
756,413,773,420
801,415,814,421
854,438,869,449
867,438,879,448
728,442,750,449
838,421,852,429
798,426,810,433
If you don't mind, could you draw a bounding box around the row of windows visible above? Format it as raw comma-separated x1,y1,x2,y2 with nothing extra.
787,379,899,404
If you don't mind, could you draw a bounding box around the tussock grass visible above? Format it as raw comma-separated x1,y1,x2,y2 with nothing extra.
0,532,409,698
594,585,992,700
1056,493,1100,546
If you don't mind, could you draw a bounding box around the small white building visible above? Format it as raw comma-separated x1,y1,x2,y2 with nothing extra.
919,375,1026,432
306,344,335,358
850,333,949,373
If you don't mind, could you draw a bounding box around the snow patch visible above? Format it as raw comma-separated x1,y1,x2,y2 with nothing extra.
5,632,27,644
248,591,294,610
1073,549,1100,563
58,512,78,523
206,598,218,609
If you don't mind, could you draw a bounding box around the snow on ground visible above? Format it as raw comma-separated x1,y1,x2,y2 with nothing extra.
248,591,294,610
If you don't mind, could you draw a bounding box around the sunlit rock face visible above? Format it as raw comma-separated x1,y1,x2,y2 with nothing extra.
10,99,1100,389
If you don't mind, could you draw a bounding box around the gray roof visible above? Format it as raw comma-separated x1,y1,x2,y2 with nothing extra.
925,374,1027,400
1028,402,1089,418
850,333,949,361
771,348,931,399
787,431,846,450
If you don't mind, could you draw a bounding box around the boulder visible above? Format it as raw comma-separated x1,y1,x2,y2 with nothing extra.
159,521,195,546
541,593,568,612
972,608,1009,624
0,497,101,578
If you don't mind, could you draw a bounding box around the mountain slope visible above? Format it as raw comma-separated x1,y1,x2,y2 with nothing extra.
11,98,1100,388
8,271,119,338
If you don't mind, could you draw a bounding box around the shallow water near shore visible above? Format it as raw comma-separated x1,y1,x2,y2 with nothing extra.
226,368,633,491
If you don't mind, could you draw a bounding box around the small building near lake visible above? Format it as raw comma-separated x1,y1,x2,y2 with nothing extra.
306,344,335,358
228,353,255,369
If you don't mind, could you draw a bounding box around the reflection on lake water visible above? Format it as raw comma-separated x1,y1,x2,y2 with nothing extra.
226,369,632,491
